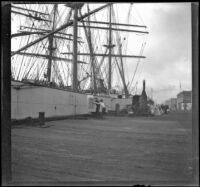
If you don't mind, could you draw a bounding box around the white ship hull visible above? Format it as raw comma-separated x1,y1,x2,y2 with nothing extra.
11,80,132,120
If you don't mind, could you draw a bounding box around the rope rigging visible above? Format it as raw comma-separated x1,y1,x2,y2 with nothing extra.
11,3,148,95
128,37,147,91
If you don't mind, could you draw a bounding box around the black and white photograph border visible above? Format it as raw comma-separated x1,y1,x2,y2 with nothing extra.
1,1,199,186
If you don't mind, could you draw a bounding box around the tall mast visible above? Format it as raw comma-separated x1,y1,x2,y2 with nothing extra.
79,5,97,93
87,7,97,94
47,4,57,82
108,5,112,90
72,4,78,91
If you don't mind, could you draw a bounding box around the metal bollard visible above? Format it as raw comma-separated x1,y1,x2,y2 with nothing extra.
39,112,45,126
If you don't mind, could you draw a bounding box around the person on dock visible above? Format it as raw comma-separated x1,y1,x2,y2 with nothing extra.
93,98,100,117
99,99,106,118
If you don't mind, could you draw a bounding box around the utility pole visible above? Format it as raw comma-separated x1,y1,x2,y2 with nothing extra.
47,4,57,82
72,4,78,91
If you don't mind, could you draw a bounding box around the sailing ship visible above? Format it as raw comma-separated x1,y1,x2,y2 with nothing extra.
11,3,149,119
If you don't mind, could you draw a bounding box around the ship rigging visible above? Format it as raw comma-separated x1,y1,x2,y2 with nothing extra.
11,3,149,98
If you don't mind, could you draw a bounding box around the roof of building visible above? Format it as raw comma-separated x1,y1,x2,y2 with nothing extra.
177,90,192,97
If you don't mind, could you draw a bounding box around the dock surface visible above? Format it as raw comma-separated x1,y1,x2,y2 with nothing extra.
11,112,193,185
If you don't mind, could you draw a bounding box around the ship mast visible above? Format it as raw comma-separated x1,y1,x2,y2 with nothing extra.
65,2,106,92
72,4,78,91
79,5,98,93
11,3,147,95
47,4,57,82
108,5,113,91
56,3,148,95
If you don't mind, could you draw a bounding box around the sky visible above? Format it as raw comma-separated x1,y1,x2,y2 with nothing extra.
11,3,192,104
131,3,192,103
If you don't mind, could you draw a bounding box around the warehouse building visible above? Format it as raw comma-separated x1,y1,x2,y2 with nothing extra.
177,91,192,111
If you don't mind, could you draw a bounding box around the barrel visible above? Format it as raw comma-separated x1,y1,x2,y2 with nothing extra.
115,103,120,116
39,112,45,126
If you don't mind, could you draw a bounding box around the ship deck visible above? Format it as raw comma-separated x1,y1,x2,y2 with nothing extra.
11,111,193,186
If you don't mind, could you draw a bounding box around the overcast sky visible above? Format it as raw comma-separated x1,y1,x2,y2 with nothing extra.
132,3,192,103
